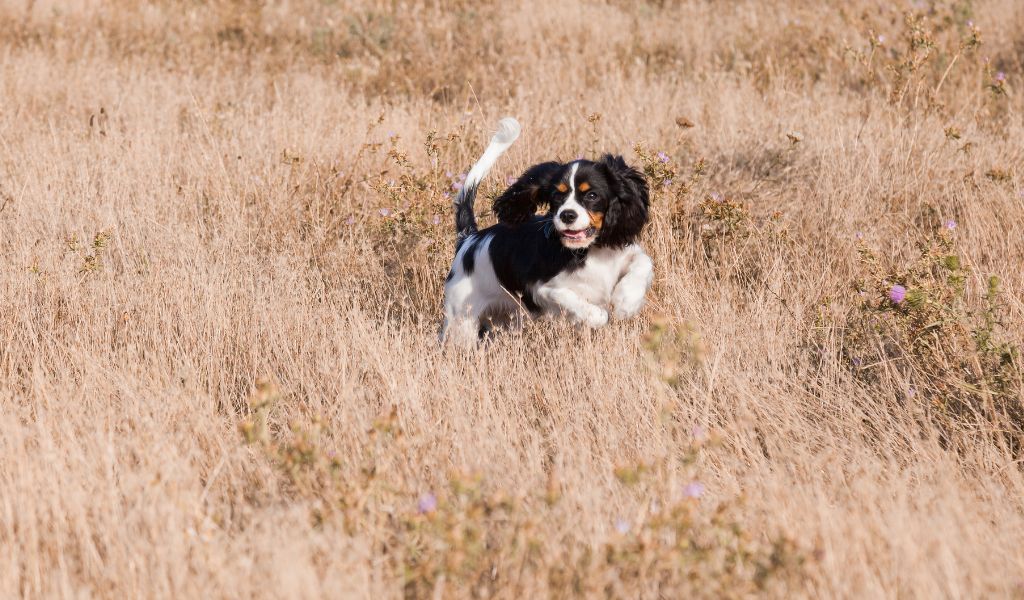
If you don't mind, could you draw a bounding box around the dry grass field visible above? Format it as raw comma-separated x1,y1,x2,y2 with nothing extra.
2,0,1024,597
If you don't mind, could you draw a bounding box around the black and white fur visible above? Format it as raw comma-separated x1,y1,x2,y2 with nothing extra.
441,117,653,345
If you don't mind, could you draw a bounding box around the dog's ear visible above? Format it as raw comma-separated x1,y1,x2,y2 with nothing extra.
492,161,564,224
596,154,649,247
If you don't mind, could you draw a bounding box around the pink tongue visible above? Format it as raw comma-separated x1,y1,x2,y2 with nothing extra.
564,230,586,239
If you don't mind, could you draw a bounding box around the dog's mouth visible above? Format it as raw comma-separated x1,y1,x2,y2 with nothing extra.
559,227,597,242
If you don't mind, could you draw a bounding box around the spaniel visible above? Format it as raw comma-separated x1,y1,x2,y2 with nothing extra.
441,118,653,345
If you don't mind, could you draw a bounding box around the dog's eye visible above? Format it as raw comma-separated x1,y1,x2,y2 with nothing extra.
585,191,598,201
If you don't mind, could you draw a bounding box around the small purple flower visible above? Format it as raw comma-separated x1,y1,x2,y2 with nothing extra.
657,151,670,163
944,219,957,230
345,216,356,225
852,357,863,368
614,518,630,534
576,154,584,161
431,214,441,225
876,34,885,45
458,172,467,182
995,71,1007,83
378,208,391,217
855,231,864,240
445,171,453,178
889,284,907,305
387,131,396,138
442,191,451,200
710,191,724,203
452,181,463,191
417,492,437,514
691,425,707,442
906,386,917,399
967,20,974,27
506,176,517,185
682,481,705,499
662,179,673,188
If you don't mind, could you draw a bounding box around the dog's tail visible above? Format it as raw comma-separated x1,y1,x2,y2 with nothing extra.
454,117,521,247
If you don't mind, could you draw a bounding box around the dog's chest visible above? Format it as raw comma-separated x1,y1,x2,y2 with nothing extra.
549,247,629,305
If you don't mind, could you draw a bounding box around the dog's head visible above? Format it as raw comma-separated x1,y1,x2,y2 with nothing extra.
493,155,649,249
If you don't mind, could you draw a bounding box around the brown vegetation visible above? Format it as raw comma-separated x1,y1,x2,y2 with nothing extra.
2,0,1023,597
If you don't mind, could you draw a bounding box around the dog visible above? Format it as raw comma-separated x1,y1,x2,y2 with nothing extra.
440,117,653,345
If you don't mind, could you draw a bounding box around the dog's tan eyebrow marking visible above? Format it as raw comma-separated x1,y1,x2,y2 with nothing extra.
579,182,591,192
556,183,569,193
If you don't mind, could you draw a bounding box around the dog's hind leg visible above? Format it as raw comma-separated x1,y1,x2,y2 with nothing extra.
440,269,486,347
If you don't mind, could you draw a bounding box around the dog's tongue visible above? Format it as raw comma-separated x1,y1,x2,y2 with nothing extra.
563,229,588,239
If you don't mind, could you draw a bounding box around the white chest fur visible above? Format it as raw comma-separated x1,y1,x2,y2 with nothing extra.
539,245,639,307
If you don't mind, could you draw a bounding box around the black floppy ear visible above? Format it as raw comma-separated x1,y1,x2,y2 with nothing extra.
492,161,564,224
597,154,650,247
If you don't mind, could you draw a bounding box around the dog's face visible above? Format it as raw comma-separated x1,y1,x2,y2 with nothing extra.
549,162,611,249
492,155,650,249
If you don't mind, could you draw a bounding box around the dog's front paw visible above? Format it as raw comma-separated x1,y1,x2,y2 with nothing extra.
612,292,646,320
580,304,609,328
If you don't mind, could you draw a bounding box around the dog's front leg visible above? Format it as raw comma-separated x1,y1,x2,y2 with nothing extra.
611,248,654,319
533,285,608,328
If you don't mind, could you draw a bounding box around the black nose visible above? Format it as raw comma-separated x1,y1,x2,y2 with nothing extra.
559,209,578,224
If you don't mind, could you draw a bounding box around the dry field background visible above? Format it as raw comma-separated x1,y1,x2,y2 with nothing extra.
2,0,1024,597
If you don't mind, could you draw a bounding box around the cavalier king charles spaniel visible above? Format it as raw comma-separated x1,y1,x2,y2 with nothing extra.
440,117,653,345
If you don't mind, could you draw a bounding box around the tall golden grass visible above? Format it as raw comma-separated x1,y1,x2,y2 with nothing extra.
2,0,1024,597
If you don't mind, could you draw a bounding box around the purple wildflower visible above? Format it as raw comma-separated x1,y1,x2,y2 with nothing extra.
852,357,863,368
452,181,463,191
657,151,670,163
944,219,957,230
431,214,441,225
345,216,356,225
710,191,724,203
614,518,630,534
576,154,584,160
458,172,467,182
445,171,453,178
691,425,707,442
506,176,517,185
682,481,705,499
378,208,391,217
442,192,451,200
417,492,437,514
855,231,864,240
662,179,673,188
889,284,907,305
995,71,1007,83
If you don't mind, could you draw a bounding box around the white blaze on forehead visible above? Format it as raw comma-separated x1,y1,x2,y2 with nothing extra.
567,162,580,196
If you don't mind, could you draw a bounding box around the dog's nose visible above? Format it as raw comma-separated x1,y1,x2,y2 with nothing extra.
559,209,578,224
